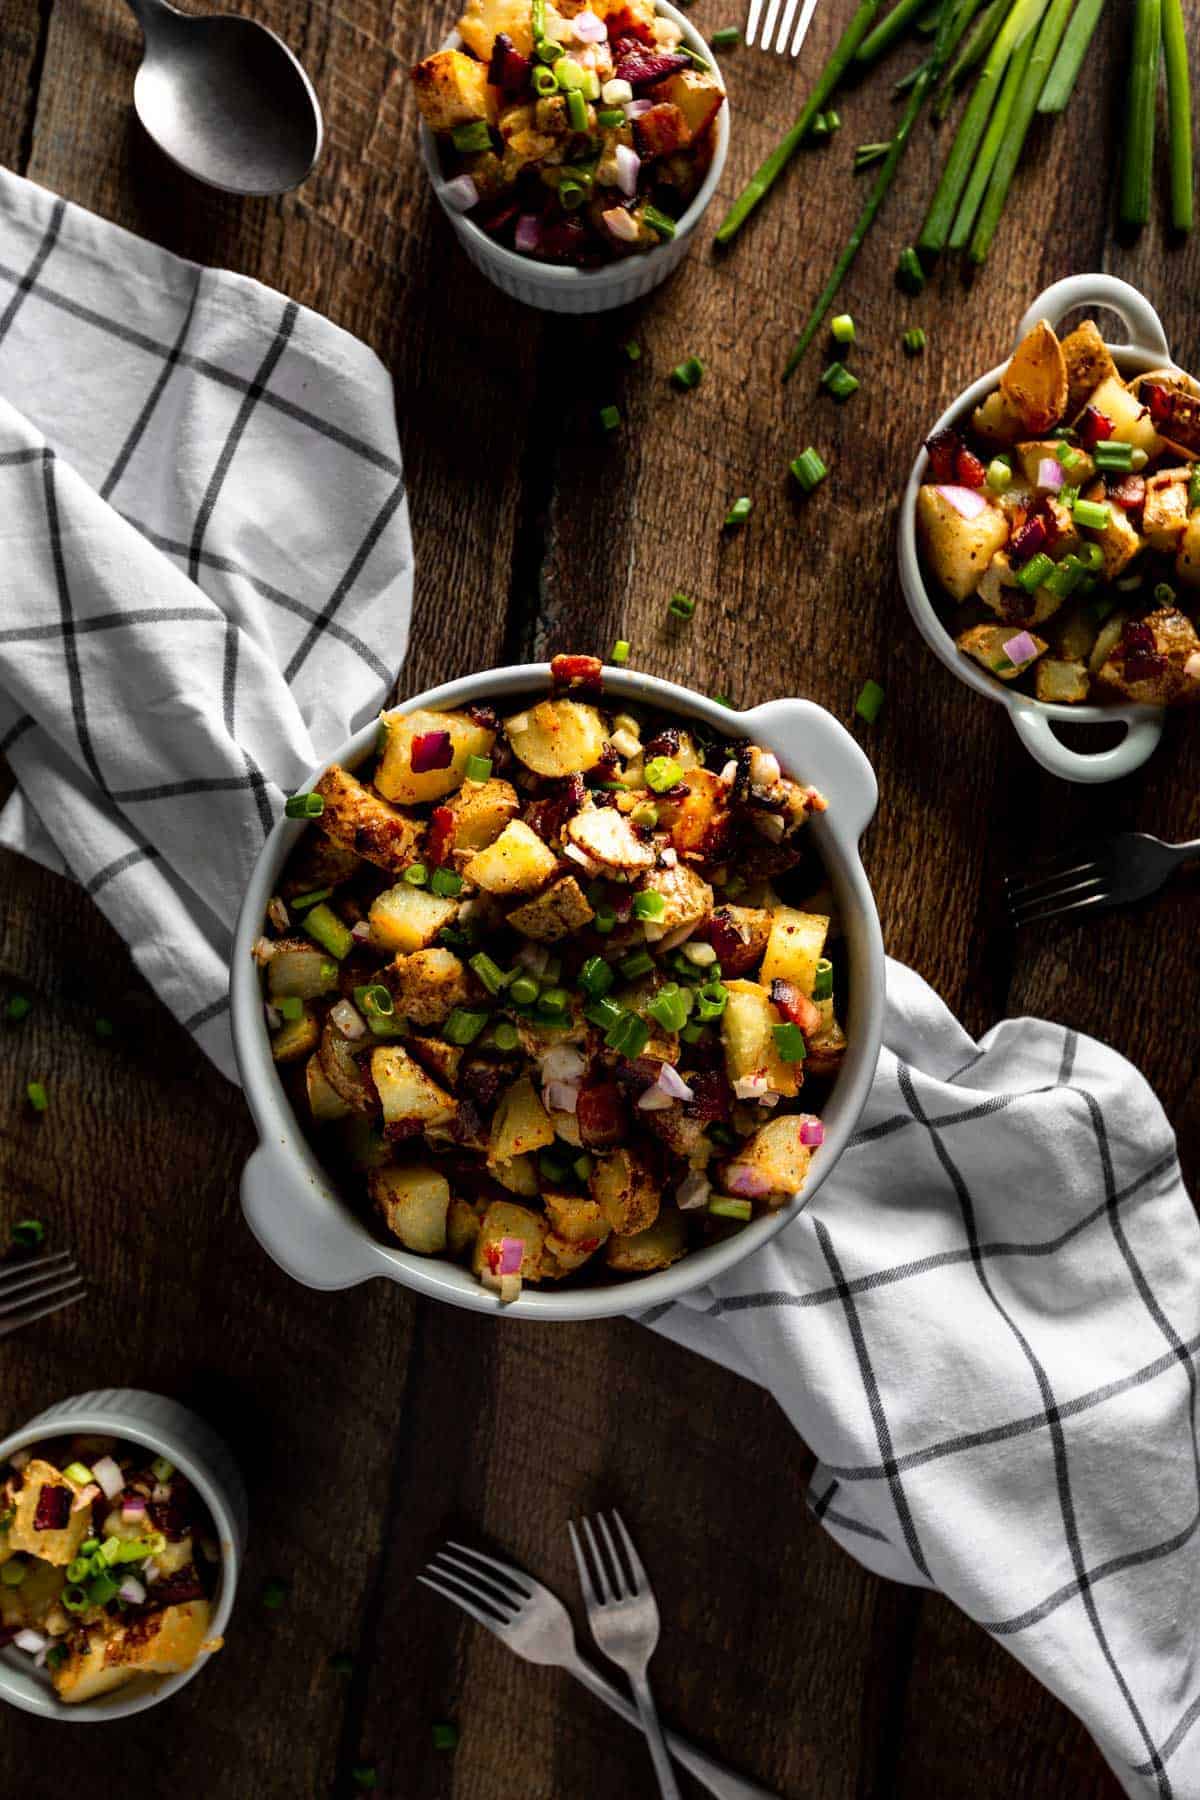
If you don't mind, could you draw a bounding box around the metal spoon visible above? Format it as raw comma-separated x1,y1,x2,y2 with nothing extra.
123,0,323,196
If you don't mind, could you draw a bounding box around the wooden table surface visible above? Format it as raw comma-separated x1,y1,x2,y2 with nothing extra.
1,1,1197,1794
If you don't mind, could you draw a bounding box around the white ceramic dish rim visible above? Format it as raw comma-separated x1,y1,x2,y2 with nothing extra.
897,274,1182,785
417,0,730,292
232,664,886,1321
0,1393,241,1722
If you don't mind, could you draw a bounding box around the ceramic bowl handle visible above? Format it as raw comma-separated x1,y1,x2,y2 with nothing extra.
1015,274,1173,363
1009,704,1164,785
737,698,879,842
241,1143,383,1291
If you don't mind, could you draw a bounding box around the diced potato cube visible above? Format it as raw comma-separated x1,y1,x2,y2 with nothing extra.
489,1075,555,1166
457,0,536,59
656,768,732,860
720,979,799,1100
387,948,468,1026
567,805,655,875
473,1202,548,1283
370,1164,451,1254
493,1153,539,1196
1000,320,1068,434
375,707,496,807
606,1207,687,1272
410,49,492,133
54,1602,213,1703
313,764,424,876
270,1007,319,1064
306,1054,352,1122
463,819,560,895
542,1232,605,1278
721,1115,814,1205
978,551,1063,627
371,1045,457,1137
971,388,1025,446
958,623,1046,681
368,882,458,954
915,484,1010,601
1079,478,1144,580
590,1148,660,1235
504,699,609,776
645,70,724,143
1061,320,1118,415
543,1190,611,1246
447,1198,482,1259
506,874,595,940
805,995,847,1078
1085,375,1164,457
406,1036,464,1089
760,908,829,996
636,863,713,939
635,101,690,158
1053,602,1100,662
441,778,519,852
1142,469,1192,551
1094,607,1200,704
6,1460,90,1565
1035,658,1091,704
1087,611,1129,676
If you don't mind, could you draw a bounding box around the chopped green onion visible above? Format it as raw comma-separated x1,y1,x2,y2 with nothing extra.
464,754,493,783
470,953,511,995
403,862,428,886
668,591,696,620
790,448,828,493
854,141,892,170
292,886,335,914
605,1011,650,1058
277,994,304,1023
670,355,704,390
539,986,569,1013
355,985,395,1022
632,891,666,921
579,956,615,999
26,1082,47,1114
1078,541,1105,571
1155,581,1178,606
565,88,589,132
539,1149,570,1182
89,1571,120,1607
302,903,354,961
492,1021,521,1052
855,679,885,724
903,327,926,355
429,868,463,898
11,1218,45,1249
66,1557,91,1583
644,756,683,792
643,204,677,240
1073,497,1112,531
647,985,689,1032
597,106,626,127
630,802,659,830
451,120,492,153
532,64,558,94
509,975,540,1008
619,949,655,980
584,996,624,1033
284,792,324,819
536,37,563,63
63,1461,93,1486
1044,555,1086,598
821,360,860,400
593,905,617,934
824,109,842,130
443,1008,489,1046
711,25,741,47
1038,0,1104,112
45,1645,68,1673
0,1558,27,1587
262,1578,287,1610
855,0,928,65
622,342,641,362
813,957,834,1001
724,496,752,526
1190,467,1200,510
1094,440,1135,471
708,1196,753,1221
599,404,621,433
773,1022,808,1062
79,1539,100,1556
5,995,31,1022
611,640,630,664
896,246,925,293
1017,551,1056,594
696,981,728,1022
62,1584,89,1613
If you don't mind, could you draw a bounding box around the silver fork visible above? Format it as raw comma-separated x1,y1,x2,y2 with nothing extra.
747,0,820,56
0,1252,85,1338
570,1510,679,1800
1004,832,1200,928
419,1542,778,1800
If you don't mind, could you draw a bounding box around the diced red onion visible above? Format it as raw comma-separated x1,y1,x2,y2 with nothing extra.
676,1171,712,1211
624,98,653,118
574,9,608,41
935,483,989,520
118,1575,146,1606
71,1483,100,1513
542,1045,587,1083
656,1063,694,1101
498,1236,524,1276
800,1118,825,1148
410,730,453,773
1002,631,1039,665
330,1000,366,1041
14,1629,47,1655
351,919,372,943
442,174,479,213
602,207,640,245
545,1081,581,1114
92,1455,123,1501
614,144,640,198
33,1645,48,1669
267,896,289,932
1036,457,1064,492
515,214,542,254
733,1073,769,1100
724,1163,773,1198
264,1003,282,1031
122,1494,148,1521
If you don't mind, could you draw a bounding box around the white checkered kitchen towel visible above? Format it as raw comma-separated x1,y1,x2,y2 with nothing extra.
0,170,412,1076
3,172,1199,1800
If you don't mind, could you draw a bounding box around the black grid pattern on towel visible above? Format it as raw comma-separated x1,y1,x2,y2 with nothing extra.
643,1027,1196,1791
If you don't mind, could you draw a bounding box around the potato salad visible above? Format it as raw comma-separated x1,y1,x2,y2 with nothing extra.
259,656,847,1302
411,0,724,266
916,317,1200,707
1,1440,220,1701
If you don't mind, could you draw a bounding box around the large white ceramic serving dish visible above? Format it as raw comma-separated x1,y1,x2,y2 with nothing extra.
416,1,730,314
0,1389,245,1722
898,274,1183,785
232,663,886,1319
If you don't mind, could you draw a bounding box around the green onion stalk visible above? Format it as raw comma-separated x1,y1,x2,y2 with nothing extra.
918,0,1051,254
969,0,1076,261
714,0,887,245
855,0,931,66
1037,0,1105,113
1161,0,1193,232
934,0,1010,118
1120,0,1163,228
947,15,1041,248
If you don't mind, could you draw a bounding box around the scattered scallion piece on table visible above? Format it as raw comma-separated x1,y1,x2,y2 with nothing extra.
821,360,860,398
5,996,31,1022
11,1219,45,1249
724,496,752,525
948,14,1040,251
856,0,932,67
856,679,886,723
831,312,856,343
26,1082,48,1114
262,1578,287,1609
894,59,930,94
711,26,741,48
715,0,888,244
935,0,1009,118
1161,0,1193,232
1120,0,1162,229
903,326,927,353
854,141,893,170
670,355,704,390
825,108,842,130
668,591,697,619
790,447,829,492
622,340,641,362
599,404,621,432
433,1724,460,1751
1037,0,1105,111
968,0,1075,264
611,639,630,664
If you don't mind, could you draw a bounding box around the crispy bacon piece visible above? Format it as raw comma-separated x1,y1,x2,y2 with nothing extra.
704,908,758,977
33,1484,71,1532
613,47,689,87
426,805,456,867
642,727,680,759
460,1058,515,1111
769,978,822,1034
1076,405,1114,451
575,1079,629,1148
148,1476,198,1542
924,427,962,484
550,653,603,695
1108,473,1146,519
1008,514,1048,568
1119,621,1167,684
144,1567,207,1607
955,447,987,489
683,1068,731,1123
487,32,531,95
524,773,586,844
1143,382,1176,427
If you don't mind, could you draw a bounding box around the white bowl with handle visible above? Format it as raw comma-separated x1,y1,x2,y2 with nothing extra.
231,663,886,1320
416,1,730,314
898,274,1181,784
0,1389,245,1722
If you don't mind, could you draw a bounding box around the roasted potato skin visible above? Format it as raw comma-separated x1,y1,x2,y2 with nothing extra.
916,485,1010,601
1094,609,1200,705
314,765,424,876
1000,320,1068,435
1061,320,1117,416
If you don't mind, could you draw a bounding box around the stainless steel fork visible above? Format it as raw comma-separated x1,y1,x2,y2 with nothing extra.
1004,831,1200,928
419,1541,778,1800
0,1252,85,1338
570,1510,680,1800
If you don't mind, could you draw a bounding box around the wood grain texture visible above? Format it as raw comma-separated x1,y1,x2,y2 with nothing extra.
1,0,1196,1793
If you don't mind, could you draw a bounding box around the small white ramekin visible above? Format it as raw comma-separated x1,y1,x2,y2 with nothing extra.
0,1389,246,1722
898,274,1182,785
232,663,886,1321
417,1,730,314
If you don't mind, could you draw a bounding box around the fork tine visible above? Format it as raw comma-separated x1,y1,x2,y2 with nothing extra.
422,1565,511,1623
0,1251,73,1286
790,0,820,54
1008,874,1105,917
609,1510,648,1592
568,1519,602,1608
417,1573,505,1634
0,1283,85,1339
745,0,764,46
1004,860,1099,903
596,1513,629,1599
0,1271,84,1320
430,1552,522,1615
584,1515,621,1601
0,1257,77,1303
1009,892,1111,929
759,0,783,55
774,0,800,51
444,1540,534,1597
